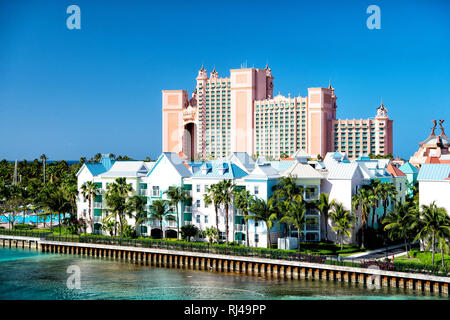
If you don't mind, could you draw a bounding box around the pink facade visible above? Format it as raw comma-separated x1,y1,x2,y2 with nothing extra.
331,102,394,159
162,66,394,160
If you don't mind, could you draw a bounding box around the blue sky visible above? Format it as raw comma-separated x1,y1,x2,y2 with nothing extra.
0,0,449,161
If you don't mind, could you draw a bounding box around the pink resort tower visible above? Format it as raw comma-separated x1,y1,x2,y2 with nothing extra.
162,65,393,160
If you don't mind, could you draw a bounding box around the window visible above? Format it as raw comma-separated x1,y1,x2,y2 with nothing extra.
196,215,201,223
255,221,259,227
219,232,226,241
83,209,87,217
204,184,209,192
196,184,200,192
196,200,200,208
254,185,259,195
255,234,259,243
152,186,160,197
204,216,208,224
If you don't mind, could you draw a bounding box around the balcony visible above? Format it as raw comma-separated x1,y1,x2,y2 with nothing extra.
305,224,319,231
93,202,102,209
148,220,161,227
151,191,160,197
139,189,148,196
94,216,102,223
235,224,246,232
183,205,192,213
166,220,177,228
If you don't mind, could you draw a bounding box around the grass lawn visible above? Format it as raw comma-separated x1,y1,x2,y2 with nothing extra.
395,249,450,267
296,242,364,256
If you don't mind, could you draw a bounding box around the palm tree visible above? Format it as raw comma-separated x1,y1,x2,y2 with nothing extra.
330,202,355,250
379,182,398,220
415,202,450,266
43,184,72,235
233,189,254,247
317,192,335,242
279,195,307,252
217,179,235,246
149,199,175,238
352,188,375,249
80,181,99,233
165,186,191,240
272,176,302,237
205,226,218,243
40,154,47,185
246,197,278,248
435,226,450,268
104,178,132,237
382,201,416,258
367,181,381,228
126,195,148,236
203,184,222,242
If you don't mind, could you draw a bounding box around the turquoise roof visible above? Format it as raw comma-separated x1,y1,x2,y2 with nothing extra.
85,162,114,176
399,162,419,174
267,161,295,172
417,164,450,181
191,160,248,179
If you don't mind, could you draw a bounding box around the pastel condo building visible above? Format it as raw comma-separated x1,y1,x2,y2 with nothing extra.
76,151,405,248
162,65,393,160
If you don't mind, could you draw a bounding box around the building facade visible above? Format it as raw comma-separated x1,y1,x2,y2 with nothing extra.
162,65,393,161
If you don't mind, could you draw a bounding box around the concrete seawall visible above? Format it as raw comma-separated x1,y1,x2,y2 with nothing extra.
1,235,448,296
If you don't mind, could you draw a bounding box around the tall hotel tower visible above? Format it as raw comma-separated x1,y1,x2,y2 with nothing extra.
162,66,393,160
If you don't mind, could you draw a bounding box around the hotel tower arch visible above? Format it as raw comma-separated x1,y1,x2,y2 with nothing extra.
162,66,393,160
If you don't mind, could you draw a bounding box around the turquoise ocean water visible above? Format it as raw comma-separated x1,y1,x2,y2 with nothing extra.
0,247,448,300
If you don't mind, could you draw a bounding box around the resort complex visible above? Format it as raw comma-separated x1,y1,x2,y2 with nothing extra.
76,150,411,248
162,66,393,160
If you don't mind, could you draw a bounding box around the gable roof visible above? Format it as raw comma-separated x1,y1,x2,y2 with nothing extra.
417,163,450,181
386,163,407,177
99,161,149,178
77,162,113,177
226,152,255,172
282,161,324,179
399,162,419,174
191,160,248,179
246,163,280,180
148,152,192,178
326,162,359,180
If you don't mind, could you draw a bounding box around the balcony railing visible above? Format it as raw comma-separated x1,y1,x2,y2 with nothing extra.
166,221,177,228
148,220,161,227
94,216,102,223
235,224,246,232
183,206,192,213
93,202,102,209
151,191,160,197
183,220,192,225
139,189,148,196
305,224,319,231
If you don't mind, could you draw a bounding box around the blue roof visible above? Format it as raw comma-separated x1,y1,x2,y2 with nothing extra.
191,160,248,179
417,164,450,181
399,162,419,174
85,162,114,176
267,161,295,172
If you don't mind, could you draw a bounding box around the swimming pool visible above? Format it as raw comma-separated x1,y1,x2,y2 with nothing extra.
0,214,69,224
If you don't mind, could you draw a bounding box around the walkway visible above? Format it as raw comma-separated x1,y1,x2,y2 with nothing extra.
343,242,419,261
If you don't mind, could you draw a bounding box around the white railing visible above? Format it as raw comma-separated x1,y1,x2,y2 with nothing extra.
166,220,177,228
139,189,148,196
235,224,245,232
184,220,192,225
94,216,102,223
183,206,192,213
93,202,102,209
305,224,319,231
148,220,160,227
152,190,160,197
